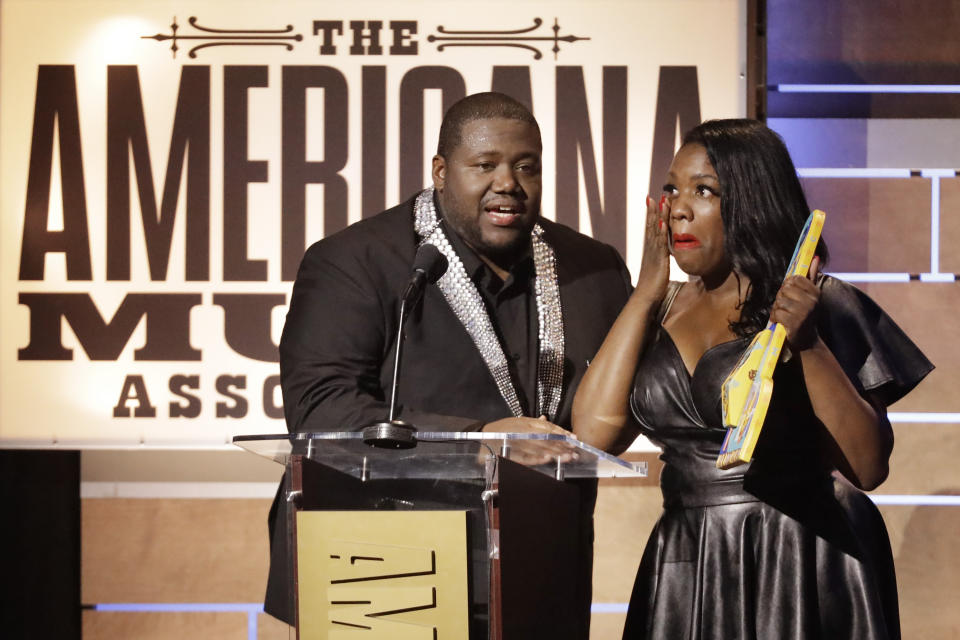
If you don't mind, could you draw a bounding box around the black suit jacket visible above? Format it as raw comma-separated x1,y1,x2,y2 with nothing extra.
265,195,633,625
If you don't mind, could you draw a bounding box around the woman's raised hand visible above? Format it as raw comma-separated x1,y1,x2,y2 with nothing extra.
771,255,822,350
635,194,671,305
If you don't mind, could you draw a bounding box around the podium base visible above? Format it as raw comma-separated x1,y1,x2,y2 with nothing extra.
362,420,418,449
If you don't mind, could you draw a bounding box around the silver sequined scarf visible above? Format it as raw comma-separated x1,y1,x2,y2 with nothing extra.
413,187,565,420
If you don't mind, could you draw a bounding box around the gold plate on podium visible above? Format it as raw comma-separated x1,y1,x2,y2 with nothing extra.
297,510,469,639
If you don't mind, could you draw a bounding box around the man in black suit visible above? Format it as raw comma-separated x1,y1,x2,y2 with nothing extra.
265,92,633,634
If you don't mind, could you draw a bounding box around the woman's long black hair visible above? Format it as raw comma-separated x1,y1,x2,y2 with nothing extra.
681,119,829,337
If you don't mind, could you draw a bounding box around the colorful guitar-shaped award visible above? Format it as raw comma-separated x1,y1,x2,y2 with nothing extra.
717,210,826,469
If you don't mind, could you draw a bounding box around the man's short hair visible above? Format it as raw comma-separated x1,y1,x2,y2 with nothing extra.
436,92,541,158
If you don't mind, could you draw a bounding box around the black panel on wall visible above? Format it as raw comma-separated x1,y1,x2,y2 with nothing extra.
0,450,81,639
766,0,960,118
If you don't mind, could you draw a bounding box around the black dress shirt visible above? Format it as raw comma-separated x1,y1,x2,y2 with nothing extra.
444,222,538,416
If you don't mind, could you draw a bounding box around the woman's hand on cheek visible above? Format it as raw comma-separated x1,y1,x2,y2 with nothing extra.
634,194,671,304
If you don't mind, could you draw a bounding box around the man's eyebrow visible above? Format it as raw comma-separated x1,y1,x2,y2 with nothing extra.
466,150,540,160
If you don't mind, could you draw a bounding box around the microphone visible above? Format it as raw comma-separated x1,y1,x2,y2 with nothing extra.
401,243,448,306
363,244,448,449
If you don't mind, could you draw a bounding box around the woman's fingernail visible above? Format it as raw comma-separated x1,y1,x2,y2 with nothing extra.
658,219,664,230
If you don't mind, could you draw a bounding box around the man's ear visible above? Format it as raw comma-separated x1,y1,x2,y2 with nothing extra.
431,155,446,191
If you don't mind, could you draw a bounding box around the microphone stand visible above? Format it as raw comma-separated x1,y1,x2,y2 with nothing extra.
362,295,418,449
362,243,446,449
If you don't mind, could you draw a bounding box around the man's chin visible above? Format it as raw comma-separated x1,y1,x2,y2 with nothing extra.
475,234,532,262
484,217,536,241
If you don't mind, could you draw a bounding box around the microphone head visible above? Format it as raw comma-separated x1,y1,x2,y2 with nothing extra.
412,243,448,284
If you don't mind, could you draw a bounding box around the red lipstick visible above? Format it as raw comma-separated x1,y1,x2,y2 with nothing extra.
672,233,701,249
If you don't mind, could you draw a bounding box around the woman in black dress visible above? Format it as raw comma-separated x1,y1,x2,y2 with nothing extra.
572,119,932,639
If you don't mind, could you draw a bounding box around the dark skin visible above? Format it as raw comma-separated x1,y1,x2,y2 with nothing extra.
433,117,541,281
573,143,892,490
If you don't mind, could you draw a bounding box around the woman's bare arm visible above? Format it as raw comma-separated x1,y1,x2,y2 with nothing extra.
772,258,893,490
573,196,670,454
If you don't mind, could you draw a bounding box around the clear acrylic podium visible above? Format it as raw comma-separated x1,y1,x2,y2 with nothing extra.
234,432,646,639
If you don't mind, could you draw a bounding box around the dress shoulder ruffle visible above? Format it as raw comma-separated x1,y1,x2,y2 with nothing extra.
817,276,933,406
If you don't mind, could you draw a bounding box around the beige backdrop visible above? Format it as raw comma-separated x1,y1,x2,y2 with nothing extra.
1,0,744,446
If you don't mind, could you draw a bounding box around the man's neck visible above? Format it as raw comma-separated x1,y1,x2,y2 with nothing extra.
476,251,514,282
